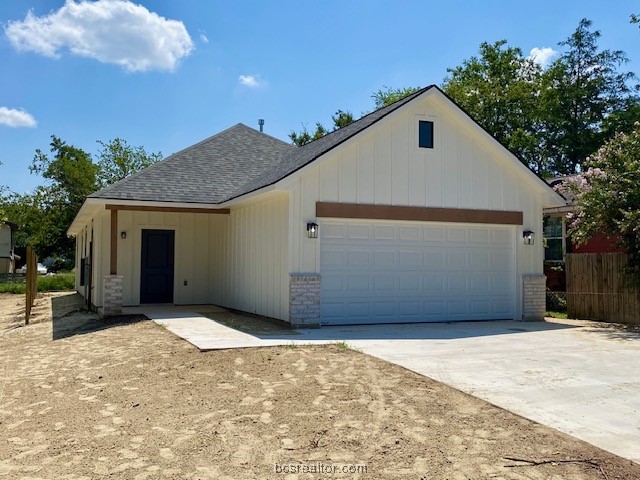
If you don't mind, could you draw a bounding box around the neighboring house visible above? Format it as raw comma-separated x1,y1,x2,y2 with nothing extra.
543,176,624,290
68,86,564,325
0,221,18,274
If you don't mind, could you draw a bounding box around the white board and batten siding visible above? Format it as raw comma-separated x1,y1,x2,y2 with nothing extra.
288,91,547,322
85,192,290,321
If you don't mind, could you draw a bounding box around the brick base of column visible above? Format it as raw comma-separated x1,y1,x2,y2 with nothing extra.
289,273,321,328
522,274,546,321
101,274,123,317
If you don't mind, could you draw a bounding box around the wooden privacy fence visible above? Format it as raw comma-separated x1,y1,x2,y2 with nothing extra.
566,253,640,324
25,245,38,325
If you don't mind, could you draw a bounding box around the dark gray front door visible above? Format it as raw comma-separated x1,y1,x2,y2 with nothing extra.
140,229,174,304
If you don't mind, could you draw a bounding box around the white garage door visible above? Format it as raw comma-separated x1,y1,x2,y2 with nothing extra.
320,220,516,325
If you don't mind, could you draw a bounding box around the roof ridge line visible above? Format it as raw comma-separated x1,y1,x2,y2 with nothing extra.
294,85,432,149
223,85,436,202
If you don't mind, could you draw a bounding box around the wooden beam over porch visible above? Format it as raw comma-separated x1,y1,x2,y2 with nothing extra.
107,203,230,275
105,204,230,214
110,209,117,274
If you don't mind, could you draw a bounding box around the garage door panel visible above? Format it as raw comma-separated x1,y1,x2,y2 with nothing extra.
423,275,444,292
322,274,344,291
448,301,467,315
470,228,490,243
398,226,420,241
399,301,421,316
399,251,421,266
374,225,395,240
424,252,444,266
374,275,395,291
447,252,467,267
469,274,491,293
469,299,492,314
424,301,445,315
398,274,420,292
373,302,396,316
323,223,345,239
320,220,515,325
492,229,512,244
348,224,370,239
321,250,345,267
348,250,370,266
470,252,490,267
494,299,513,315
446,228,467,243
423,227,444,242
374,251,395,265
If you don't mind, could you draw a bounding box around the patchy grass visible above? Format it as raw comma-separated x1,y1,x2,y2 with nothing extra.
546,310,569,319
0,273,75,294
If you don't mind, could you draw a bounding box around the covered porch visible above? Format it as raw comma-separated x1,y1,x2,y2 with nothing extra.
68,193,291,321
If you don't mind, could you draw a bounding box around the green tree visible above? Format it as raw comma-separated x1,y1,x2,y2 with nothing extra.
0,135,160,261
289,122,329,146
289,110,354,146
96,138,162,187
0,136,99,259
442,40,545,172
559,123,640,286
371,86,421,109
540,19,637,174
601,97,640,138
331,109,354,129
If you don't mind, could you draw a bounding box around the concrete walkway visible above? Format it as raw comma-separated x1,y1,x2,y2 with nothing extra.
136,306,640,464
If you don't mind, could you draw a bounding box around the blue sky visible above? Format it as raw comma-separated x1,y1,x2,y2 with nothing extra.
0,0,638,194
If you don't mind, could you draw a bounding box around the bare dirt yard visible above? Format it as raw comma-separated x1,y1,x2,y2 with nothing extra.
1,292,639,479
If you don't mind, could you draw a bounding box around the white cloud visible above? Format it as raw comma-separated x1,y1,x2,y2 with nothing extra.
5,0,194,72
199,31,209,44
238,74,264,88
0,107,37,128
529,47,557,68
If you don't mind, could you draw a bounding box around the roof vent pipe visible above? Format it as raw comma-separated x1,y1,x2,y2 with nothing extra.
258,119,264,133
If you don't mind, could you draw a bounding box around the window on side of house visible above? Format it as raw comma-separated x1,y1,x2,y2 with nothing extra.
80,258,86,286
418,120,434,148
544,215,564,262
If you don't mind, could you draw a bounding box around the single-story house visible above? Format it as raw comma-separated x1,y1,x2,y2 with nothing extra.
68,85,564,326
0,221,18,274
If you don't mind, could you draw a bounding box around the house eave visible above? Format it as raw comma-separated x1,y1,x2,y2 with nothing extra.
543,205,575,215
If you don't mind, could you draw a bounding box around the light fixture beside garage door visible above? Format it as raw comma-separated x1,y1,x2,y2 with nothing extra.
307,222,318,238
523,230,535,245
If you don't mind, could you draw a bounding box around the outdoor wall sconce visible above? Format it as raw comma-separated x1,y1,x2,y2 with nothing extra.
523,230,535,245
307,222,318,239
120,231,127,239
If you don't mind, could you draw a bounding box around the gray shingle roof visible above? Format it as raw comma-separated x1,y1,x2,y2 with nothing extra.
90,86,434,204
90,123,295,204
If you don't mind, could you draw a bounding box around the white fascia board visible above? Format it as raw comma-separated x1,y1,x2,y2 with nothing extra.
67,199,102,236
269,89,439,191
543,205,575,214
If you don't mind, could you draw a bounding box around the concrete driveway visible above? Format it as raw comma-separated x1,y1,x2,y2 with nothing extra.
139,307,640,463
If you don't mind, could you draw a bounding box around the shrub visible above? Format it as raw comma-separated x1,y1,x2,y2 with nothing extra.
0,273,75,295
